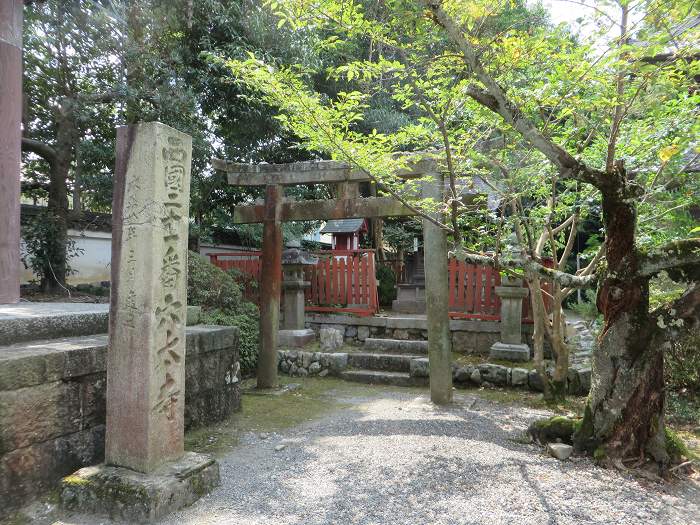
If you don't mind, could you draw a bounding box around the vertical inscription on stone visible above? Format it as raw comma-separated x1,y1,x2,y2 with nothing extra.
107,123,192,474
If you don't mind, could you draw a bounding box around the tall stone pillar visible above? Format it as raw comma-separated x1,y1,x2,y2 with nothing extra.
422,171,453,404
278,240,317,347
61,123,219,523
0,0,23,304
257,184,283,388
490,278,530,362
107,122,193,471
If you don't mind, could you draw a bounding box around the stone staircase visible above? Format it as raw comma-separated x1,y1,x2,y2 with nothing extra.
339,338,429,387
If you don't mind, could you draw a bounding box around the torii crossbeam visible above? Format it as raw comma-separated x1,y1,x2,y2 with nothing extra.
213,157,457,403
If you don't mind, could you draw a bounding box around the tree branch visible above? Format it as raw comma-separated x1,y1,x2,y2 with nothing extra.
638,238,700,279
425,0,604,185
450,250,598,288
651,283,700,341
21,137,58,164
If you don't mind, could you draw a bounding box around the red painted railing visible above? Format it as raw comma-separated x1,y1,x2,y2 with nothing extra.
304,250,378,316
207,249,379,316
447,259,502,320
208,250,547,322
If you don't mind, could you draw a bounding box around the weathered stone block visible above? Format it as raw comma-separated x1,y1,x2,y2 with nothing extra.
409,358,430,378
478,364,509,386
470,368,482,385
277,329,315,348
393,329,410,340
345,326,358,338
60,452,219,523
357,326,370,341
452,331,476,354
327,353,348,374
0,426,105,517
489,342,530,362
0,375,105,454
511,368,529,387
319,328,344,351
454,366,472,383
528,370,544,392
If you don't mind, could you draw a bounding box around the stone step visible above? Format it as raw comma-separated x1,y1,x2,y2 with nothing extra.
0,303,109,346
346,353,420,373
340,369,428,388
363,338,428,355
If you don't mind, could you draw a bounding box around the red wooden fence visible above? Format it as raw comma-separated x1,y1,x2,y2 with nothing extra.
447,259,501,320
207,249,379,316
208,250,547,321
304,250,378,316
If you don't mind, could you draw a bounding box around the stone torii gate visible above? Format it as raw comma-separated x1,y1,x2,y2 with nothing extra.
213,158,455,404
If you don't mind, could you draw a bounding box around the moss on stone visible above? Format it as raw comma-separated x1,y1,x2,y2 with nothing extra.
665,427,691,461
528,416,578,445
62,474,91,487
593,446,607,461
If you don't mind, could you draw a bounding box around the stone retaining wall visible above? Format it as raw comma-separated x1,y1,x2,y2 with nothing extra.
0,325,240,519
410,359,591,396
278,349,348,377
305,314,535,355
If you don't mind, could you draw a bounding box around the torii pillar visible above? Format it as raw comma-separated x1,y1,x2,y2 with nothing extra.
422,170,453,404
0,0,23,304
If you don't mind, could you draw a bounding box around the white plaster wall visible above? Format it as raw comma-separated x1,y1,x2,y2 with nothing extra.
20,229,112,285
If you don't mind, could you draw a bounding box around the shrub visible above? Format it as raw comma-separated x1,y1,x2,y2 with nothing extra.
187,251,242,311
376,265,397,306
201,303,260,376
21,210,83,288
188,252,260,375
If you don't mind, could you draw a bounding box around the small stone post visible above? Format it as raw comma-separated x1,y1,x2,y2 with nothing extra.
0,0,23,304
60,123,219,523
422,170,453,404
490,276,530,362
278,240,317,347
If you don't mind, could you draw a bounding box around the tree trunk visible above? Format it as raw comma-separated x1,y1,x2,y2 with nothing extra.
574,174,668,466
43,103,73,294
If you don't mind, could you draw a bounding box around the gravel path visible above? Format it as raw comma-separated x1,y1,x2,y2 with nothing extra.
158,388,698,525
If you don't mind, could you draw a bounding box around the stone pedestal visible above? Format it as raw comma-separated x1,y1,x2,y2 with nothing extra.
61,123,218,522
278,241,317,348
490,283,530,362
61,452,219,524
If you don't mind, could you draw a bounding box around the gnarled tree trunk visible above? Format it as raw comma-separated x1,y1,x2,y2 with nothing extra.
574,172,667,465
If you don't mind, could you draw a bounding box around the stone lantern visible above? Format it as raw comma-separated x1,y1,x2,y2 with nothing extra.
278,240,318,347
489,239,531,362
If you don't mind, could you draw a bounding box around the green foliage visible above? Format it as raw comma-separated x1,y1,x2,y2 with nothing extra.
187,251,243,311
376,265,397,306
20,211,83,288
187,252,260,375
201,304,260,376
569,289,600,321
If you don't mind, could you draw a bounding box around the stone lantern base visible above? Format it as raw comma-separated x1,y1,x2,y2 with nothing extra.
278,328,316,348
489,342,531,362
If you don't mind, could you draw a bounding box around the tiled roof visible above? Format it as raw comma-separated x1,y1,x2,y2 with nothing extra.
320,218,366,233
